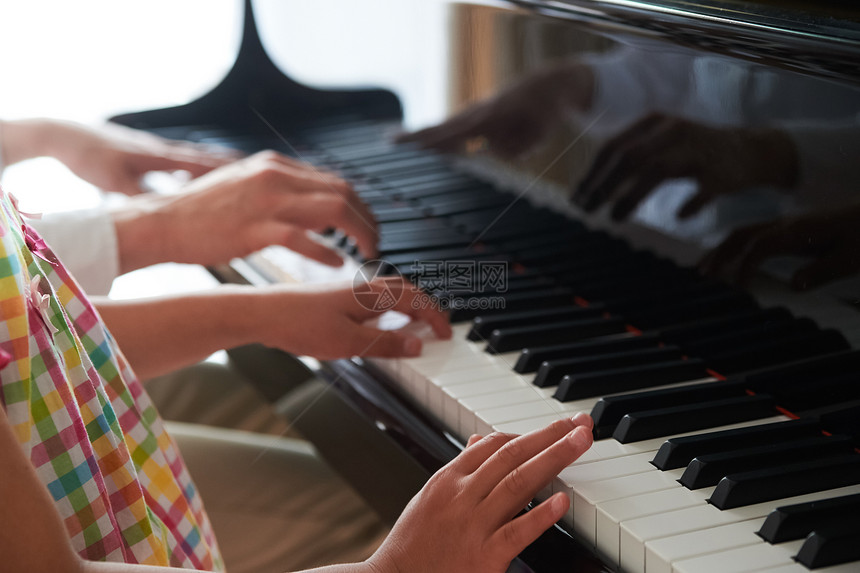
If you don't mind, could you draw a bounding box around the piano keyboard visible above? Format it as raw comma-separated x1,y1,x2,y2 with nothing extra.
198,119,860,573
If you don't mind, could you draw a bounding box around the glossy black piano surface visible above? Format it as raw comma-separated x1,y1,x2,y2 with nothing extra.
112,1,860,571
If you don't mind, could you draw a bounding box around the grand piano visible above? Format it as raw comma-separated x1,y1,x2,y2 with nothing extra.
111,1,860,571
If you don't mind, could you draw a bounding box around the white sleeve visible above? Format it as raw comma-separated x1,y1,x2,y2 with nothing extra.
29,208,120,296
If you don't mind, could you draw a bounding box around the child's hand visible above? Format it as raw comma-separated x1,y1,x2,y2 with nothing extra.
369,413,594,573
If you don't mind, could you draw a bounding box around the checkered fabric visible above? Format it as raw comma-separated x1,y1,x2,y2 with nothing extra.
0,189,223,570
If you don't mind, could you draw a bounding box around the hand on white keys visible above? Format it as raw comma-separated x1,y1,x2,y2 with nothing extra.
368,413,594,573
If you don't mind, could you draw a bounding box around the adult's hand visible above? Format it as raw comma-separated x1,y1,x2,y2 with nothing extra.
1,119,238,195
573,113,799,221
398,62,594,159
113,151,378,273
700,204,860,290
368,413,594,573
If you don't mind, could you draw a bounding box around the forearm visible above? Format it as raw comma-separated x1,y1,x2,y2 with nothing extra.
93,287,260,380
0,118,57,166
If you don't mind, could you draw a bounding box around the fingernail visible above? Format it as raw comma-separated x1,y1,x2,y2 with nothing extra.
403,337,422,357
570,411,592,426
551,493,568,516
567,426,591,448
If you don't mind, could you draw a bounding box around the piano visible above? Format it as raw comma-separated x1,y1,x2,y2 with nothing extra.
111,1,860,571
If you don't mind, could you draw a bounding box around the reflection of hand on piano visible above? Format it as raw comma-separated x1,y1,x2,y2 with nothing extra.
573,112,799,221
397,62,594,159
369,413,593,573
113,150,379,273
700,201,860,290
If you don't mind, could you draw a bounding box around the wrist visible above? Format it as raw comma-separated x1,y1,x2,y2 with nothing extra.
110,194,174,274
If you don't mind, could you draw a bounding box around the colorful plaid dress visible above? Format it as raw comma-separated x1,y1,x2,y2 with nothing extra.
0,190,223,570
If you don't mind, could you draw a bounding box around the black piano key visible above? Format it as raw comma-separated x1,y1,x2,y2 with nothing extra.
398,183,499,202
468,305,604,341
652,418,822,470
372,206,425,223
378,234,472,255
758,492,860,543
570,265,702,303
385,247,503,268
535,346,684,390
590,378,748,439
422,195,515,218
352,157,450,178
332,148,427,166
678,316,815,358
449,288,576,323
435,275,558,300
795,522,860,569
625,291,760,330
708,453,860,510
582,280,723,317
817,401,860,443
779,371,860,413
679,434,855,489
378,218,450,234
739,349,860,394
514,333,660,373
707,329,849,374
553,358,707,401
374,170,472,190
485,317,627,354
613,393,776,444
357,152,445,168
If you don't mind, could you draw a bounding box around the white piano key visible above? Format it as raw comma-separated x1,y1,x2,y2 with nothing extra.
495,414,570,436
473,400,565,436
671,539,805,573
429,364,518,418
572,470,681,547
620,485,860,573
400,352,497,395
458,387,552,437
558,451,656,486
644,519,766,573
599,487,711,568
440,375,529,433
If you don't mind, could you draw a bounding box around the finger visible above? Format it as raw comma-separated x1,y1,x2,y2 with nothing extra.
453,432,519,476
391,285,452,340
574,113,667,209
489,492,569,566
609,168,666,221
698,223,767,277
347,324,424,358
732,224,808,285
472,415,593,497
250,223,344,267
395,112,485,152
484,424,592,523
467,434,484,448
279,194,379,260
791,256,845,291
